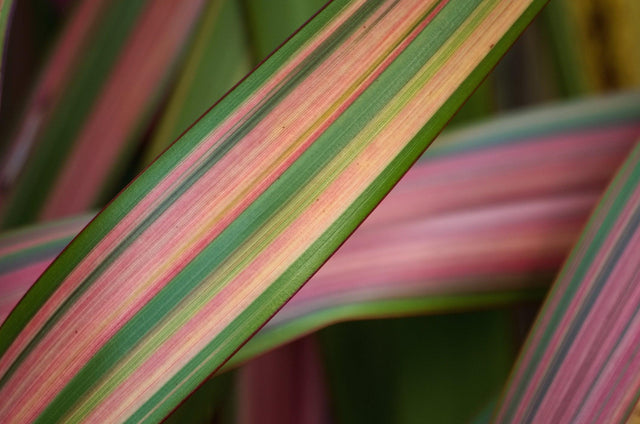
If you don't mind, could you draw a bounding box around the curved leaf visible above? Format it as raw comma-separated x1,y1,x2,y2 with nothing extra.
495,142,640,423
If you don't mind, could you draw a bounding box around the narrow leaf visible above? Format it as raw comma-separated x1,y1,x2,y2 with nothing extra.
1,92,638,369
494,142,640,423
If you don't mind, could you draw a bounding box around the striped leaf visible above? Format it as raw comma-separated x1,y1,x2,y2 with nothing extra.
242,0,328,61
0,0,546,422
494,141,640,423
0,214,92,324
1,0,205,227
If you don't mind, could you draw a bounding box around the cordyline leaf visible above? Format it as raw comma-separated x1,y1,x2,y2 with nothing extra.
0,0,205,227
494,141,640,423
0,0,546,421
2,92,639,369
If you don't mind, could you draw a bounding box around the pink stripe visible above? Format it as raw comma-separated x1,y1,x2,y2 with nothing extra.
501,153,640,423
237,337,330,424
42,0,206,218
0,0,108,190
0,261,53,324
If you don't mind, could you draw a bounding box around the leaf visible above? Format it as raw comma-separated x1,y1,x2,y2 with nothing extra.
143,0,253,165
319,309,518,424
1,92,638,370
0,213,92,324
236,336,331,424
494,141,640,423
242,0,329,61
0,0,546,422
1,0,205,227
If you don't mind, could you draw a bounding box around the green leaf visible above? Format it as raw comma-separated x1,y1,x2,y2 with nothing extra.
143,0,253,165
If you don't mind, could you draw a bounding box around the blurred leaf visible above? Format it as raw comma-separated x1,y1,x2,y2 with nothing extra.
235,336,331,424
143,0,253,165
242,0,328,60
0,0,15,104
1,0,205,227
495,142,640,422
